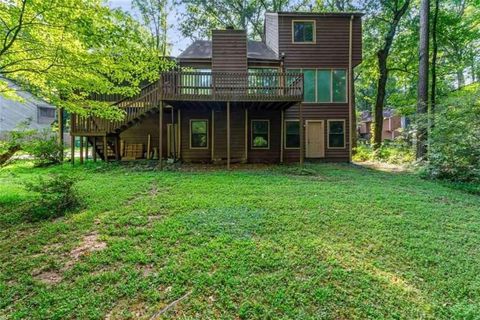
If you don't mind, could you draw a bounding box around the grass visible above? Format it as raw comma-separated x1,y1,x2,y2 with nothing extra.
0,160,479,319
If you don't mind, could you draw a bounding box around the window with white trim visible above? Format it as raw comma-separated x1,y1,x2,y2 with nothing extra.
328,120,345,148
285,120,300,149
251,120,269,149
190,119,208,148
293,21,315,43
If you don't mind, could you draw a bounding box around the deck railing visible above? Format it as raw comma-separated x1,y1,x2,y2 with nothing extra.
71,71,304,135
160,71,304,101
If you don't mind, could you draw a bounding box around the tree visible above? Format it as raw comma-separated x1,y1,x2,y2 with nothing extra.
416,0,430,160
371,0,411,150
0,0,168,119
430,0,439,119
178,0,310,40
132,0,171,56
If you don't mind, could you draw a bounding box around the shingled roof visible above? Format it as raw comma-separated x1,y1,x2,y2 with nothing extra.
177,40,279,61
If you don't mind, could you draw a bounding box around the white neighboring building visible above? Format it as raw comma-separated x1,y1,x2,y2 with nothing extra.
0,79,56,137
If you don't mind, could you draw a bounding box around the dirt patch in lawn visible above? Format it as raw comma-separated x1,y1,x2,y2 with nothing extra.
70,232,107,260
34,270,63,285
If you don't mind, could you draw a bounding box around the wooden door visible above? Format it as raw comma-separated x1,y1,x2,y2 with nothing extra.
306,121,325,158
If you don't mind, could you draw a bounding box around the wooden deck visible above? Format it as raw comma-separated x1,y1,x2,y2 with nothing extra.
71,71,303,136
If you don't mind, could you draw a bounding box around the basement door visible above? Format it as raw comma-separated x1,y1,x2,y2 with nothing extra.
306,120,325,158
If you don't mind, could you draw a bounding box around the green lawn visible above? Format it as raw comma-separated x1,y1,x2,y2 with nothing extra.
1,161,479,319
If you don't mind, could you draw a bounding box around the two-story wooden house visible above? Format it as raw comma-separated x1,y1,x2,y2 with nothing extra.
70,12,362,167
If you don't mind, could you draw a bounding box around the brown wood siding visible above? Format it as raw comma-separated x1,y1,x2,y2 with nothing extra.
278,15,361,68
212,30,248,73
120,109,173,157
264,13,279,55
119,107,348,163
247,109,282,163
180,109,211,162
276,14,360,162
284,104,350,161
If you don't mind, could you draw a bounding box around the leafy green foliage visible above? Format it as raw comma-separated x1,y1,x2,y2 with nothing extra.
22,131,63,167
0,121,37,166
353,140,414,164
423,84,480,182
178,0,310,40
0,0,171,119
23,174,80,221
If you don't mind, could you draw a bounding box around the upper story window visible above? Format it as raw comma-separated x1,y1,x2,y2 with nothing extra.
292,20,315,43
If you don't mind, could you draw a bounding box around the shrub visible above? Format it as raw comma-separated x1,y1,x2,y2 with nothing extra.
0,121,37,166
23,174,80,220
353,140,414,164
422,84,480,182
23,130,63,166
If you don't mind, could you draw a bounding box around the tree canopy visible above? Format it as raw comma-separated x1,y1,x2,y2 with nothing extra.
0,0,171,119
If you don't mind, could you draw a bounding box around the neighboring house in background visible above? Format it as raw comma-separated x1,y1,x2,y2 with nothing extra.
71,12,363,165
0,79,56,138
358,109,409,141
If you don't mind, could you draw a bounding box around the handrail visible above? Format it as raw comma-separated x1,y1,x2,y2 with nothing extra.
71,82,160,135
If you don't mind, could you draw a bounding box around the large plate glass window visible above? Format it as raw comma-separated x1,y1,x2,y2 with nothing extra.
293,21,315,43
251,120,269,149
332,70,347,102
190,120,208,148
289,68,347,103
303,69,316,102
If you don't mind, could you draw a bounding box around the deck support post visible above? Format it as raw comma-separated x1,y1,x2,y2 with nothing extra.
71,135,75,165
114,136,120,161
227,101,231,170
280,109,284,163
211,108,215,162
299,103,304,167
85,137,89,161
103,136,108,162
159,101,163,169
244,108,248,162
79,136,84,164
177,109,181,159
57,108,64,162
93,137,97,162
171,107,176,160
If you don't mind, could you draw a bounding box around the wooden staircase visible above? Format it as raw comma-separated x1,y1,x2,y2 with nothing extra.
71,81,161,160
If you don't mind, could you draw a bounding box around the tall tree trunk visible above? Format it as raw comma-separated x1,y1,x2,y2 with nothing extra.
373,50,388,149
457,70,465,88
372,0,411,150
430,0,439,120
416,0,430,160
